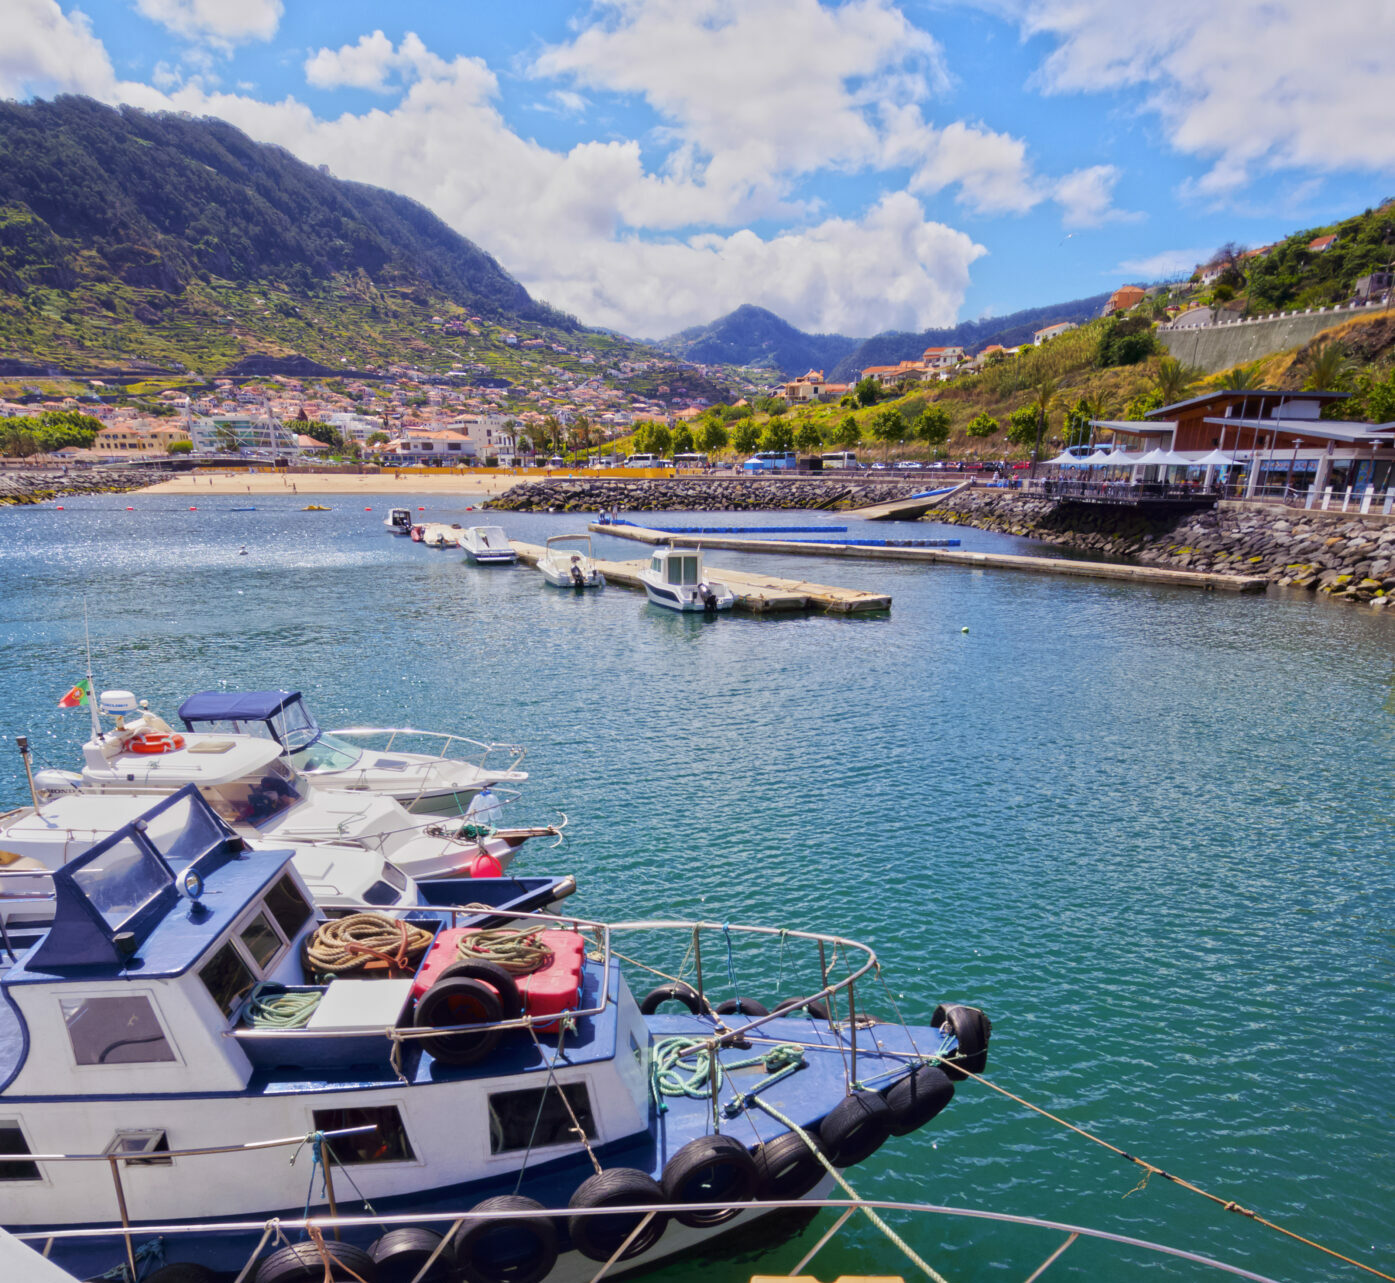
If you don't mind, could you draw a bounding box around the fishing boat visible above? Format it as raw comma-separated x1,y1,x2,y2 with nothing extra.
459,525,518,564
638,547,736,613
176,688,528,815
384,507,414,535
34,692,557,880
536,534,605,589
0,792,988,1283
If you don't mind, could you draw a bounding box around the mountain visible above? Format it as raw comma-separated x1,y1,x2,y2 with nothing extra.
0,96,589,374
660,305,860,378
828,292,1114,382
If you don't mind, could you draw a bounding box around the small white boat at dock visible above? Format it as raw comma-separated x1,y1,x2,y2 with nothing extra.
459,525,518,564
638,546,736,612
536,533,605,588
419,521,463,549
383,507,413,535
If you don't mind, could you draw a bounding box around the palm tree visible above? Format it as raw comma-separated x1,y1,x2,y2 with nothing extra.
1301,340,1354,392
1028,378,1059,477
1217,365,1265,392
1154,356,1201,406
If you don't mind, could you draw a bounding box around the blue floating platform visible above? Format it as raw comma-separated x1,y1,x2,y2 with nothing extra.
606,522,849,534
779,537,961,548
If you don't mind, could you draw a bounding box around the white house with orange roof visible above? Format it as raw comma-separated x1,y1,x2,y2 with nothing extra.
1033,321,1077,346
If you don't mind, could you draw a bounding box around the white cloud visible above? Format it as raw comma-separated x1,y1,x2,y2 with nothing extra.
0,0,118,99
304,31,452,93
136,0,283,44
1115,247,1210,280
1003,1,1395,194
1054,164,1136,227
903,117,1040,214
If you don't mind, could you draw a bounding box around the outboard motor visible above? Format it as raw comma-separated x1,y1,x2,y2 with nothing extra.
569,561,586,588
34,769,82,799
699,582,718,613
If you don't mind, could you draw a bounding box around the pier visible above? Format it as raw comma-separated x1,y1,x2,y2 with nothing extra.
509,541,891,613
589,524,1269,594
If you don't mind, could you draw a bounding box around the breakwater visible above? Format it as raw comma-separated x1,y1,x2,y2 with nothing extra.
0,467,152,505
487,476,921,512
929,490,1395,607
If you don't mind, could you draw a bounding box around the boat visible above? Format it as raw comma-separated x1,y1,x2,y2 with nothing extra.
536,533,605,589
420,522,463,549
384,507,414,535
459,525,518,564
302,504,332,512
0,792,988,1283
34,691,557,880
638,546,736,612
175,688,528,815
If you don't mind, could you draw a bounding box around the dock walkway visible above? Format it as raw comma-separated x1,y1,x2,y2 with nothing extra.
589,524,1268,594
509,541,890,613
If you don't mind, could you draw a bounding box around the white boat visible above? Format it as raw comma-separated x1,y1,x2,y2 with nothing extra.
176,688,527,816
536,533,605,589
638,546,736,612
383,507,414,535
459,525,518,564
419,521,463,549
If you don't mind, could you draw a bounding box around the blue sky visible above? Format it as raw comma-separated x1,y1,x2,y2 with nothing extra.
6,0,1395,338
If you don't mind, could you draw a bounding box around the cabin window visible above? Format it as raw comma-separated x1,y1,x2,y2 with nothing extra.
311,1106,415,1164
487,1083,596,1154
0,1122,39,1181
363,879,402,907
61,995,176,1066
239,911,284,970
105,1130,171,1168
199,942,256,1016
263,875,313,939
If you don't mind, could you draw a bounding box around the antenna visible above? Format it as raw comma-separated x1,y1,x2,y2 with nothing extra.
83,600,102,742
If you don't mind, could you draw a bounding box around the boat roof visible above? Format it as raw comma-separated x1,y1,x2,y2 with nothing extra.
86,734,284,786
179,690,303,722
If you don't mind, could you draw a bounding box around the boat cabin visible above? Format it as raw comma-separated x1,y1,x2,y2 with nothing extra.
648,549,703,587
177,690,363,773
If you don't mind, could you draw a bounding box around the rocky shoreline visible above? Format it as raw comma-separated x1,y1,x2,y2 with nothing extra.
0,467,154,505
486,476,924,512
928,490,1395,608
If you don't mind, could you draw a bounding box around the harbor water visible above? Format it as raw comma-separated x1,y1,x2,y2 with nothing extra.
0,491,1390,1281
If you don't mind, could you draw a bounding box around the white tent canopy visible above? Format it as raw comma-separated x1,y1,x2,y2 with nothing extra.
1193,449,1243,467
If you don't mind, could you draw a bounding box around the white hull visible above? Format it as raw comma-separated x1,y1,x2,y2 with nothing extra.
638,576,736,612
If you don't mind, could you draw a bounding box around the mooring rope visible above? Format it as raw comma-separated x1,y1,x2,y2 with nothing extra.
303,914,433,978
244,982,321,1029
455,924,553,975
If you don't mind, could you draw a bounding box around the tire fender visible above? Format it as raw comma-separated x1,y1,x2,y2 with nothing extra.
455,1195,558,1283
638,982,702,1016
660,1133,760,1227
816,1092,893,1168
567,1168,669,1262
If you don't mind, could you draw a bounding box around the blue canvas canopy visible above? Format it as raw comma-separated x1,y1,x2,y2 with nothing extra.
178,690,302,723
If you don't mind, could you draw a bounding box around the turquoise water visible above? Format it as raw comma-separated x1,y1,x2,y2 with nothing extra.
0,491,1391,1282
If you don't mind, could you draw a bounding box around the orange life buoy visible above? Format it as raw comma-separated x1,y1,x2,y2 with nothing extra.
128,732,186,755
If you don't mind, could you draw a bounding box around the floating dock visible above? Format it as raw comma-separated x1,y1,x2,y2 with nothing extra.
509,541,891,613
590,524,1268,594
603,521,850,534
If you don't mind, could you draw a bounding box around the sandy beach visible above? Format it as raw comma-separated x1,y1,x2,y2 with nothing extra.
136,470,549,497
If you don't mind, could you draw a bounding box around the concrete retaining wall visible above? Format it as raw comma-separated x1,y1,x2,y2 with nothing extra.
1158,304,1384,372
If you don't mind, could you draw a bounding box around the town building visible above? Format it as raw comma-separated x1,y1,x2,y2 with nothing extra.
1033,322,1077,346
1308,234,1338,253
1105,285,1146,315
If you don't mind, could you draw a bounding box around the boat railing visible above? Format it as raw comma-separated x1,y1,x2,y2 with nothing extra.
326,726,527,775
14,1196,1282,1283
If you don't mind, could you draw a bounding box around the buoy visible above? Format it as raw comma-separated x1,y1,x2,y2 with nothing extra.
126,506,134,511
418,506,425,511
189,506,197,511
365,506,372,511
469,853,504,879
961,626,969,633
56,505,63,510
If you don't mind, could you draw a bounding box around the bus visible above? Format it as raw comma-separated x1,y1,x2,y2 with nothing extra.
673,452,709,470
742,451,797,473
821,451,860,469
624,453,659,467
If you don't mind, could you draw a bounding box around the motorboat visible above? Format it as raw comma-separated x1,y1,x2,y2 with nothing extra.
384,507,414,535
536,533,605,589
0,791,988,1283
638,546,736,612
459,525,518,564
176,688,527,815
420,522,463,549
35,692,558,881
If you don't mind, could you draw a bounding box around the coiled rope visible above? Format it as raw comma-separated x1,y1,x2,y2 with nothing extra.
455,925,553,976
304,914,434,978
649,1036,806,1116
244,982,321,1029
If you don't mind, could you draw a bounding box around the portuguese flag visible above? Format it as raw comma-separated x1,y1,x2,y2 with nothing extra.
57,678,91,709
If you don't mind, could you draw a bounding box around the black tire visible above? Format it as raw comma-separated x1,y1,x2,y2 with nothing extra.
456,1195,558,1283
932,1004,991,1079
753,1129,829,1200
817,1092,893,1168
146,1267,219,1283
414,976,503,1065
772,997,830,1022
638,982,702,1016
255,1241,378,1283
883,1065,955,1136
369,1227,455,1283
432,959,523,1020
714,998,769,1018
567,1168,669,1262
660,1133,761,1228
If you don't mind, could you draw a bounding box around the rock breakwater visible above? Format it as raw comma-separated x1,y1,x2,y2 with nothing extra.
487,477,921,513
0,467,153,505
930,490,1395,608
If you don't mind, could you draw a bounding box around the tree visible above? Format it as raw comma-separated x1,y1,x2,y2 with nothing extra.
868,405,907,457
697,418,730,454
1096,317,1157,367
1154,356,1200,406
648,423,673,457
671,425,695,454
761,420,795,452
541,414,563,454
794,420,823,452
1124,388,1164,420
1302,339,1354,391
1218,365,1265,391
832,415,861,450
166,439,193,454
965,412,999,438
854,376,879,407
916,405,951,446
1006,405,1039,447
298,419,344,450
366,431,389,446
1027,379,1059,476
731,420,761,454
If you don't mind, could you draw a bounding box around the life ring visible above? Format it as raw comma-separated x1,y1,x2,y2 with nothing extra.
369,1226,455,1282
816,1092,892,1168
660,1133,760,1227
567,1168,668,1262
432,959,523,1021
128,732,185,754
714,997,769,1018
754,1130,828,1200
254,1240,377,1282
931,1003,991,1080
413,976,503,1065
882,1064,954,1136
454,1195,557,1283
638,982,702,1016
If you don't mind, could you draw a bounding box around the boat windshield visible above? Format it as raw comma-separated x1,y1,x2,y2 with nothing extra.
200,761,303,829
270,697,322,751
290,734,363,772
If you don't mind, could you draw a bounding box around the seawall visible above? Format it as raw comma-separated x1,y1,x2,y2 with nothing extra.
1158,305,1382,372
928,490,1395,607
0,467,152,505
486,477,923,513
